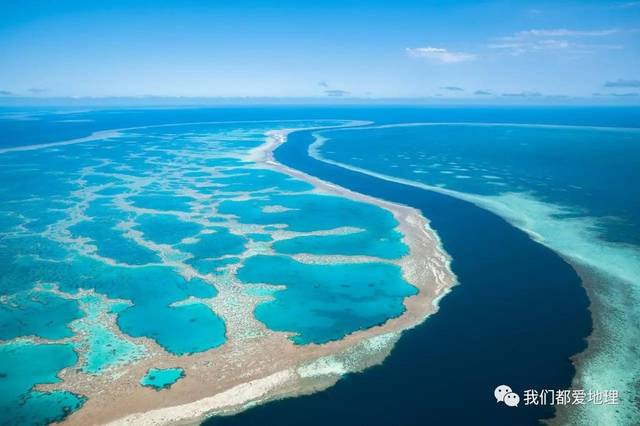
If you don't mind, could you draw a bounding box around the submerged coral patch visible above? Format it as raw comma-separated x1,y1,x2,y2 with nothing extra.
135,214,204,245
238,255,417,344
0,342,85,425
0,291,83,340
140,368,185,390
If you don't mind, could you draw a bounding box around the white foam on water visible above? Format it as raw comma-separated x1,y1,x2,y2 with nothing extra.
297,356,347,378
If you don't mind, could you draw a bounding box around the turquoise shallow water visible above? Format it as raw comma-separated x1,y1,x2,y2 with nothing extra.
238,255,416,344
0,342,85,425
219,193,407,259
178,228,247,260
135,214,204,245
74,295,146,374
0,117,416,423
140,368,185,391
0,291,82,340
118,301,227,355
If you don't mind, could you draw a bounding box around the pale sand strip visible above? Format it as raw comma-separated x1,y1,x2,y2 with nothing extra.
109,370,296,426
0,119,366,154
0,130,123,154
60,123,455,426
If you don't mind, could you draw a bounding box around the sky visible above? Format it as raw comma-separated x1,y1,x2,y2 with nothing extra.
1,0,639,102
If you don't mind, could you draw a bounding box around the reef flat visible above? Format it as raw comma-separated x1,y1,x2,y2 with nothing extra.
0,120,454,425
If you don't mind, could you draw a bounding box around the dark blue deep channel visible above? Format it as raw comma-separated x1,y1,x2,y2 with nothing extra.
206,128,592,426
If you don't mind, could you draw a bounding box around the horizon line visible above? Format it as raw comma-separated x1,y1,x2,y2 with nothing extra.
1,95,639,107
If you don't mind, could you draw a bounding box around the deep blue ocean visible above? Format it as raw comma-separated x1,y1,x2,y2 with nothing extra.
1,106,638,425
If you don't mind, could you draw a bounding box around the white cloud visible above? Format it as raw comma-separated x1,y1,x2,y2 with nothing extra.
487,40,571,54
502,91,543,97
513,28,619,38
612,1,640,9
324,89,350,97
406,47,476,64
489,28,622,54
604,79,640,88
